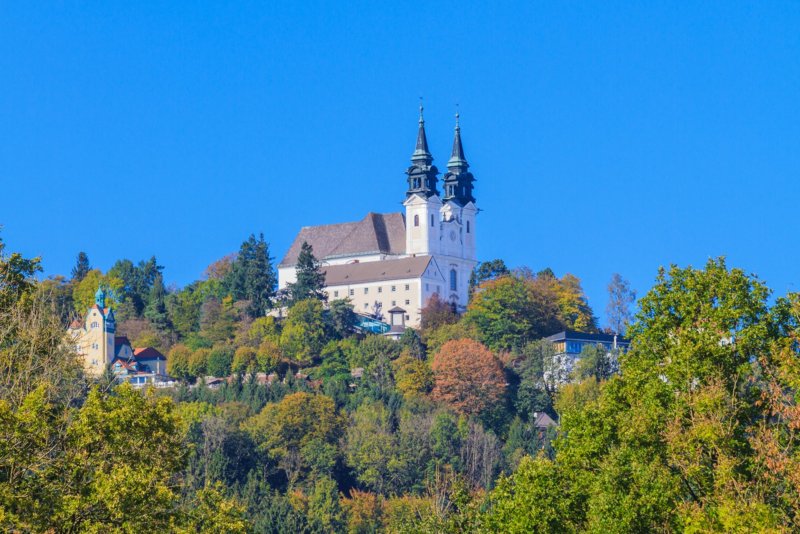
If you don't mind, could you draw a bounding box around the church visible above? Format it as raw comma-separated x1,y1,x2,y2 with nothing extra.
278,107,478,328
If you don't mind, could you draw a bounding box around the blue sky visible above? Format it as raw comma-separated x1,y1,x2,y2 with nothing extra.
2,2,799,325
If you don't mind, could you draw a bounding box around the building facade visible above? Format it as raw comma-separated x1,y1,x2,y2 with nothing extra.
278,107,479,327
68,287,169,381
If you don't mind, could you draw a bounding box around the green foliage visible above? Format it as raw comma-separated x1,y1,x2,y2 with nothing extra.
0,235,42,309
243,392,344,487
468,258,509,298
108,256,163,317
225,233,277,318
145,271,171,332
280,298,328,364
286,241,326,305
329,298,358,338
72,269,124,313
70,251,91,282
464,275,561,351
207,345,234,377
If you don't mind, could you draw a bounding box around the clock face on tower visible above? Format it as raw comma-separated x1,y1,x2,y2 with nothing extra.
449,230,457,241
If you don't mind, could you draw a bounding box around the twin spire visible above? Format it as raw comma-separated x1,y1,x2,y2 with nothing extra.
410,103,468,172
406,103,475,205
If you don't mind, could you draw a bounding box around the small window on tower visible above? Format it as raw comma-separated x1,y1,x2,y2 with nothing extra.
414,214,419,227
450,269,457,291
430,214,434,227
466,221,470,233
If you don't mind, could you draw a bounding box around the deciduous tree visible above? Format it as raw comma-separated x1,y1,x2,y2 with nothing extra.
431,339,505,416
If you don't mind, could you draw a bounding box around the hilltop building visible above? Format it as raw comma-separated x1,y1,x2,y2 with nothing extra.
545,330,630,381
67,287,170,386
278,107,478,327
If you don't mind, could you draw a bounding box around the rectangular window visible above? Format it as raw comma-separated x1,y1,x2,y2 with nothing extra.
467,220,471,233
378,287,382,293
333,290,339,298
391,300,396,306
391,286,396,292
364,287,369,294
349,289,354,296
405,299,410,305
405,284,410,291
364,303,369,309
430,214,434,226
426,283,429,291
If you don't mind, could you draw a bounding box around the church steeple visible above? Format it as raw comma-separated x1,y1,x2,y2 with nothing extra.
447,112,468,172
442,111,475,205
411,103,432,166
406,101,439,199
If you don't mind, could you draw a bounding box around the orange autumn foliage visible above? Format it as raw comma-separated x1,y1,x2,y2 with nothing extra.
431,338,505,416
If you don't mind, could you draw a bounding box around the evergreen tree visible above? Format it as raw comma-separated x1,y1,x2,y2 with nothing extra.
244,234,276,318
70,251,91,282
286,242,326,305
225,234,277,318
145,271,171,331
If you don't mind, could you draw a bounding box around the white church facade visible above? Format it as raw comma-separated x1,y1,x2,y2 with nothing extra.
278,107,478,328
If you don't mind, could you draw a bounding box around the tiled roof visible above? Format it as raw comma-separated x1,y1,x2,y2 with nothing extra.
279,212,406,267
323,256,432,286
133,347,166,361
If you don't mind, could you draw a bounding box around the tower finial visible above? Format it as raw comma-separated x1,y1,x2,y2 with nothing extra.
419,97,424,123
455,103,460,128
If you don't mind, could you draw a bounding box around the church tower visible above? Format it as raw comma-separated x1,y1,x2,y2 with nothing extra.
404,103,442,256
437,112,478,310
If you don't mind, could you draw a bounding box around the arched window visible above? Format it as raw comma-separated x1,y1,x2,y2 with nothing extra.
450,269,457,291
414,214,419,227
466,220,471,233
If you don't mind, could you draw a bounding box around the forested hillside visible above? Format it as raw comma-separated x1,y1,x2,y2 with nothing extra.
3,233,800,532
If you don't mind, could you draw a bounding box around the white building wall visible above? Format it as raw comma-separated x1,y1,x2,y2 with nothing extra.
404,194,442,256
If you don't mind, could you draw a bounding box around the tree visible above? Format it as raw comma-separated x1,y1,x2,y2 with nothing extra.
167,343,192,379
420,293,459,335
328,298,357,338
279,298,329,365
243,392,344,487
207,346,234,377
70,251,91,282
226,234,277,318
464,275,561,351
0,234,43,309
232,346,259,374
0,384,186,532
573,343,618,381
606,273,636,335
71,270,124,313
486,258,800,531
145,271,171,332
431,339,506,416
468,259,509,299
345,400,401,494
551,273,597,332
393,355,434,400
286,242,326,305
